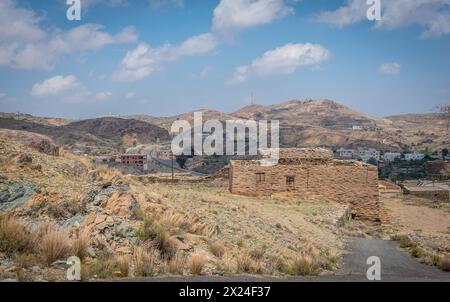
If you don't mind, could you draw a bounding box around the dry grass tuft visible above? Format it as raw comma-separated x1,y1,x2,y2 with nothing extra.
72,230,90,260
0,215,34,254
166,252,185,275
95,165,123,182
209,241,226,258
134,246,156,277
289,255,320,276
188,253,207,275
137,217,177,260
440,255,450,272
40,227,71,265
88,255,131,279
235,253,264,274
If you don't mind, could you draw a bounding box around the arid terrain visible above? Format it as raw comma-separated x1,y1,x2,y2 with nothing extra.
0,132,349,281
1,100,448,156
0,100,449,282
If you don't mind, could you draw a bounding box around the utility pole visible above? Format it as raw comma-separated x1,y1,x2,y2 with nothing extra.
171,152,174,182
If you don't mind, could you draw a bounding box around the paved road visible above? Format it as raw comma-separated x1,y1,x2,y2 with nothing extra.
128,238,450,282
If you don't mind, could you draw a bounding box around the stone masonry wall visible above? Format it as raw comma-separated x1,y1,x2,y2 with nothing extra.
229,159,382,221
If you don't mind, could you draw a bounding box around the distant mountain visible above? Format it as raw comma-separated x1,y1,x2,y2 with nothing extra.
0,112,73,127
0,117,170,155
231,99,448,151
0,99,448,153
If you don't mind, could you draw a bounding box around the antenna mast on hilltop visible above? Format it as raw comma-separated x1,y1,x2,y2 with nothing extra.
250,92,255,105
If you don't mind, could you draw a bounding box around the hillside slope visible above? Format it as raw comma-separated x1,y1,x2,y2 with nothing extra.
0,117,170,155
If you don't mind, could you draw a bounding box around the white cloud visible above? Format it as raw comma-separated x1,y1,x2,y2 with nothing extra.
125,92,135,99
113,33,219,81
0,93,7,99
31,75,112,103
213,0,293,33
228,43,330,84
31,75,83,97
0,0,138,70
315,0,450,38
378,63,401,75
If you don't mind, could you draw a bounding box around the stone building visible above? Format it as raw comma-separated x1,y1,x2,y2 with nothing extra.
229,148,383,221
121,154,148,171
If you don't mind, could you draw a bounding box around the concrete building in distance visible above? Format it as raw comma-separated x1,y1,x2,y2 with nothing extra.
355,147,380,162
383,152,402,162
336,148,354,159
404,152,425,161
121,154,148,171
229,148,384,222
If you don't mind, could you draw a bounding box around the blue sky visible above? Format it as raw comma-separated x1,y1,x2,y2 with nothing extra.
0,0,449,119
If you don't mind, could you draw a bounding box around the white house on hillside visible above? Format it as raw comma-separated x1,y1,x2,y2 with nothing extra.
404,152,425,161
383,152,401,162
336,148,354,158
356,147,380,162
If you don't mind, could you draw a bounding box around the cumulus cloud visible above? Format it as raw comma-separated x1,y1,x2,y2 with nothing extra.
378,63,401,75
31,75,86,101
213,0,294,33
113,33,219,81
315,0,450,38
31,75,112,103
228,43,330,84
0,0,138,70
31,75,82,97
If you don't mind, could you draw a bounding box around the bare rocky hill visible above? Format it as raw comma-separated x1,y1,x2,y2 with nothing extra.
0,117,170,155
0,100,448,154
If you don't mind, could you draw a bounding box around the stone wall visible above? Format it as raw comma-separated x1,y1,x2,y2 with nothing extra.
229,158,382,221
403,187,449,203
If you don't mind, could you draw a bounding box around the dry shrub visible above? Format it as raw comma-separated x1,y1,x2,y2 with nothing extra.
72,230,90,260
159,211,207,235
235,253,263,274
249,248,265,260
137,218,177,260
220,253,237,274
209,241,225,258
391,234,416,248
115,255,131,277
40,227,71,265
440,255,450,272
0,215,34,254
88,256,130,279
95,165,123,182
167,252,185,275
188,253,207,275
134,246,156,277
289,255,320,276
